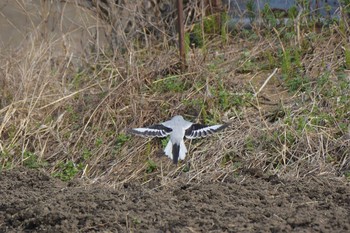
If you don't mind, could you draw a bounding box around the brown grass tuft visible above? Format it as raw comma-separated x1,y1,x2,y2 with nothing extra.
1,1,349,187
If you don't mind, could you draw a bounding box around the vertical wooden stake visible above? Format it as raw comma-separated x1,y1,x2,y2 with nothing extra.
212,0,223,34
177,0,186,72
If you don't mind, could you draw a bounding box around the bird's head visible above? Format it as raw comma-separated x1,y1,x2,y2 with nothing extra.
172,115,184,120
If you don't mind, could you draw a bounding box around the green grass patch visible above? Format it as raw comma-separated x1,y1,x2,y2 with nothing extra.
53,161,83,181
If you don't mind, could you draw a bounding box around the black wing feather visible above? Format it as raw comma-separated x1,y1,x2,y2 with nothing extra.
129,124,172,138
185,123,228,139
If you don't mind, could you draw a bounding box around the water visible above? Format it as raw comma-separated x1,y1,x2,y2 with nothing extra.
224,0,342,29
226,0,340,16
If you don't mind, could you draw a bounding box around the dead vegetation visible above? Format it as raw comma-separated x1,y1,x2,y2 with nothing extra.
0,1,349,188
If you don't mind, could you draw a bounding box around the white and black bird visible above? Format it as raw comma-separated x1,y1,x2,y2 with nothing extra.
129,115,228,164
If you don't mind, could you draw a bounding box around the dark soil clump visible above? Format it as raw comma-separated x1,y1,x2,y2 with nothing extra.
0,168,349,232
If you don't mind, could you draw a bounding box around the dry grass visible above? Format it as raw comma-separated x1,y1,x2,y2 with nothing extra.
0,1,349,188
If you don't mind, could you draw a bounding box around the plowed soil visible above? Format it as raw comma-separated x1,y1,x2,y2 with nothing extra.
0,167,349,233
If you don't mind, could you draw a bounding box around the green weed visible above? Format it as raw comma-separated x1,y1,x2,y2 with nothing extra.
344,47,350,69
23,151,47,169
184,32,191,53
218,89,230,110
182,98,206,115
221,152,237,165
182,164,190,172
115,133,130,151
145,160,157,173
287,5,298,18
261,4,278,28
189,13,228,48
66,105,79,123
161,137,169,148
285,75,310,92
53,160,83,181
260,50,277,70
220,11,229,44
246,0,256,22
82,148,92,160
152,76,188,93
340,0,350,16
244,137,255,153
0,148,13,171
236,49,256,73
345,171,350,180
132,217,141,225
95,138,103,147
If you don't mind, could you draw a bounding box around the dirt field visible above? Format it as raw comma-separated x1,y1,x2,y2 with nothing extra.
0,167,349,233
1,2,350,232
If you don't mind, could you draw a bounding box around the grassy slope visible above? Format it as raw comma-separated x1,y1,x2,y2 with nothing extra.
0,6,349,186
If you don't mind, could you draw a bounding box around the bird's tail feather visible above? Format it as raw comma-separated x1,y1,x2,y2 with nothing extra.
164,140,172,160
172,143,180,164
179,140,187,160
164,140,187,164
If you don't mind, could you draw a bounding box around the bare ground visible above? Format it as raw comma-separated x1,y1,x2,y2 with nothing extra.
0,167,349,233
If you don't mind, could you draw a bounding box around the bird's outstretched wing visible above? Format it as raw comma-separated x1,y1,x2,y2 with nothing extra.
185,123,228,139
129,124,172,138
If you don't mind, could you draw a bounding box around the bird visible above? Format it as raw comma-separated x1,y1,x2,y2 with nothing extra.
129,115,228,164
